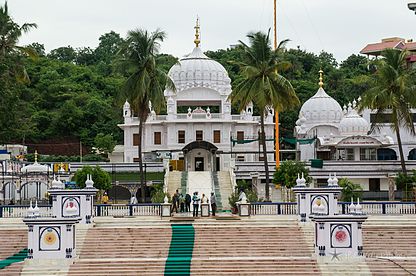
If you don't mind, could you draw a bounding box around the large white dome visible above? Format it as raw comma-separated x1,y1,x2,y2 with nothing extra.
300,87,343,125
167,47,232,95
339,103,369,136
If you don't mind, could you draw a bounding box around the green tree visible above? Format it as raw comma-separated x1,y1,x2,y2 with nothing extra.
338,178,363,202
395,171,416,201
0,1,37,143
94,133,116,155
48,46,76,63
229,30,300,201
273,160,311,189
73,165,112,192
359,49,416,174
116,28,174,202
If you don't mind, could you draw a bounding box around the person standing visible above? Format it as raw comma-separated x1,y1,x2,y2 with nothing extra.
102,192,109,204
210,192,217,216
179,193,185,213
185,193,191,212
172,190,179,213
192,192,200,217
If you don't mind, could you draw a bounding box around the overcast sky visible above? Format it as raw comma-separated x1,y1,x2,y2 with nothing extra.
4,0,415,61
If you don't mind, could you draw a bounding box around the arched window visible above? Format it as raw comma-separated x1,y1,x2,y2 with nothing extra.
408,149,416,160
377,148,397,160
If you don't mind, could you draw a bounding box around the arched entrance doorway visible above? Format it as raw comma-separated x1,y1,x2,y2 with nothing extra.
182,141,218,172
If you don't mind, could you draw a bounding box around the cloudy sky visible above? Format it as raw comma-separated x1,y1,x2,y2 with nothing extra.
4,0,415,61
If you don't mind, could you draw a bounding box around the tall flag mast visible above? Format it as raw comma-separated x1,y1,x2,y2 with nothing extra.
274,0,280,168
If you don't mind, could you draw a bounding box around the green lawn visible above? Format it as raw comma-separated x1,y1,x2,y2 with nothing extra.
112,172,164,181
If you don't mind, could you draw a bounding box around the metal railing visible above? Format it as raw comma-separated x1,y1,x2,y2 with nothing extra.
3,201,416,217
251,202,297,215
0,203,162,218
0,205,53,218
94,204,161,217
250,201,416,215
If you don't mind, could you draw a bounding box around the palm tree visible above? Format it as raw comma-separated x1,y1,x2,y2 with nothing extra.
228,30,299,201
0,1,37,81
116,28,174,202
359,49,416,174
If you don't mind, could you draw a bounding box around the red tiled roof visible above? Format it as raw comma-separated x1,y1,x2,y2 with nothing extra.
360,40,405,55
405,42,416,51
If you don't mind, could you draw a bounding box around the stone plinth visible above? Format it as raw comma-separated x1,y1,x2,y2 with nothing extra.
310,214,368,258
161,203,171,217
23,217,80,259
201,203,210,217
238,203,251,217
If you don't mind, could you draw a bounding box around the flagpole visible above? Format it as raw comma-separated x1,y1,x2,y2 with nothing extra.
274,0,280,168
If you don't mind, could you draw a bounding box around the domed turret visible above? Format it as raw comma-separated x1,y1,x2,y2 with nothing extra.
299,70,343,125
339,100,369,136
166,19,231,95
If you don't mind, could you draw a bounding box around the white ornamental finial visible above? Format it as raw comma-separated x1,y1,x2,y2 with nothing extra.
164,195,169,204
27,200,34,218
355,198,362,214
332,173,339,186
327,173,334,186
300,172,306,186
349,198,356,214
33,201,40,217
85,174,94,189
296,173,301,186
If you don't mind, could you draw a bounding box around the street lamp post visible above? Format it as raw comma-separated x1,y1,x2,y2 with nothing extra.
409,3,416,14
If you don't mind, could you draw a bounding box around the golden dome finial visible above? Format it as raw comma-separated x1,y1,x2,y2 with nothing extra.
194,17,200,47
319,69,324,88
34,150,38,163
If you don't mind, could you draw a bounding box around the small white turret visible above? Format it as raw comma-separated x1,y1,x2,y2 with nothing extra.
123,100,132,123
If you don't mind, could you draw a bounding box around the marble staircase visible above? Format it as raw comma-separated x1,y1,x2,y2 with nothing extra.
218,171,233,210
166,171,182,196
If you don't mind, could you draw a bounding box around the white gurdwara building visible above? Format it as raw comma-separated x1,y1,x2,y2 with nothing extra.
117,24,274,173
294,70,416,198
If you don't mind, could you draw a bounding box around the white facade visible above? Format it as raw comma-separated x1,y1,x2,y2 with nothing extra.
118,42,274,171
294,74,416,195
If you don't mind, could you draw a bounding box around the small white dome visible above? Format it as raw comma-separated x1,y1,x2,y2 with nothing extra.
300,87,343,125
21,161,50,173
167,47,232,95
339,103,369,135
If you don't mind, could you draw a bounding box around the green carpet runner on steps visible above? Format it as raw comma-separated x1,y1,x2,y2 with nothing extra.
164,224,195,276
0,248,28,270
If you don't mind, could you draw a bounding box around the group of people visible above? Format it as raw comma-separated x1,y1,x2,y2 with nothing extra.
172,190,217,217
171,190,192,213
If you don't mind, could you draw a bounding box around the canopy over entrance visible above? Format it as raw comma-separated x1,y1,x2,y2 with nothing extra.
182,141,218,171
182,141,218,154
